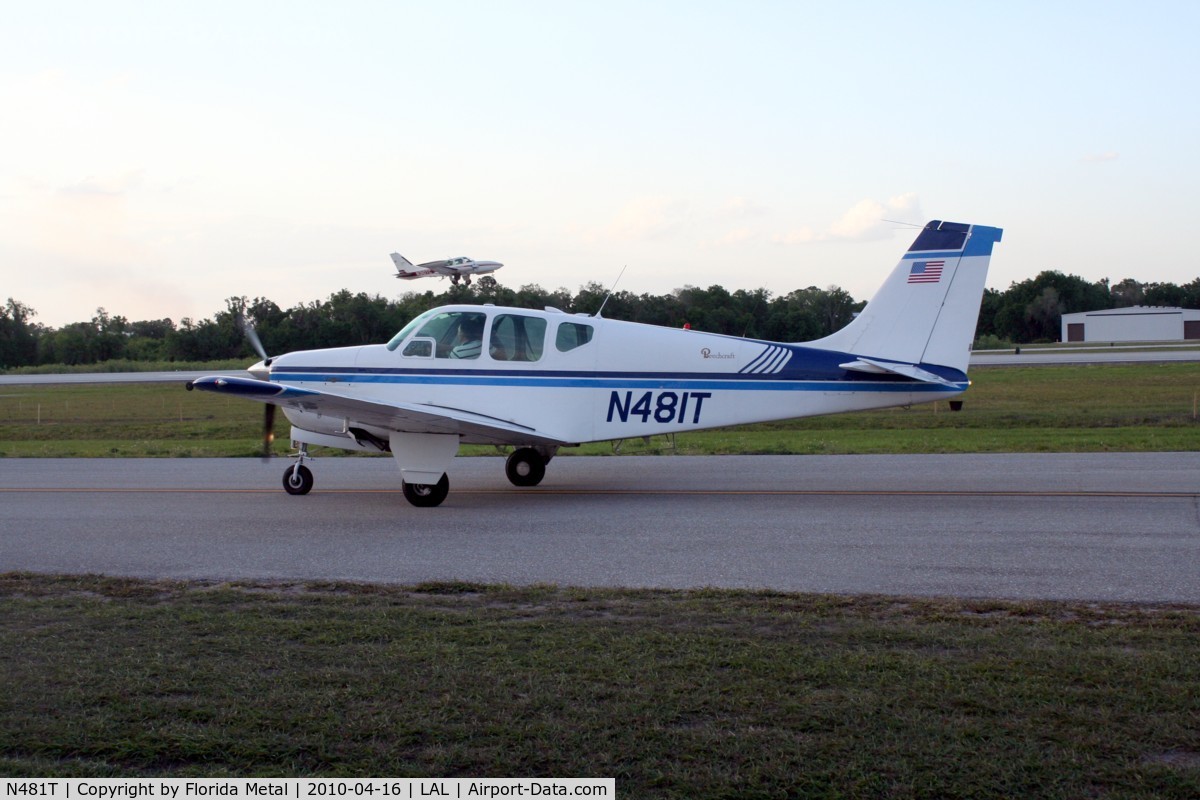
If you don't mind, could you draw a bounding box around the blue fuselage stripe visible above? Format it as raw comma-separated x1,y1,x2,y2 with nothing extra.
273,371,964,393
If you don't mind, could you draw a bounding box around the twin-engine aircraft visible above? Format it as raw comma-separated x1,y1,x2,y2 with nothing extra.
390,253,503,285
190,220,1003,506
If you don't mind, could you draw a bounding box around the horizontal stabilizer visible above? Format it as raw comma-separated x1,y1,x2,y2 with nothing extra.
839,358,960,387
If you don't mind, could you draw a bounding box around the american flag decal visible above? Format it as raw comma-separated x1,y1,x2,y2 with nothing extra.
907,260,945,284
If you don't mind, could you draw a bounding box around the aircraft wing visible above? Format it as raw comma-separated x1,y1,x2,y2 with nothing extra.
428,258,502,276
189,375,569,447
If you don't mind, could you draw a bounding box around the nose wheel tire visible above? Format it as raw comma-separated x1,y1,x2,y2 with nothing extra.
403,474,450,507
282,464,314,495
505,448,546,487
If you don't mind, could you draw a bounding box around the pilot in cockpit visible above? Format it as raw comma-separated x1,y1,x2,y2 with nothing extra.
449,317,484,359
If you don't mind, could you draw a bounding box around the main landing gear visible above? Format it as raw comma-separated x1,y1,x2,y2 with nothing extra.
397,444,550,506
402,474,450,507
505,447,548,487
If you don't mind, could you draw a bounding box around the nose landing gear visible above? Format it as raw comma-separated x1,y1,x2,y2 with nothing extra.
282,444,314,495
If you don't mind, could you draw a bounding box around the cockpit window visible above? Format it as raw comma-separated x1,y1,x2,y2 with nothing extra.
385,310,436,351
489,314,546,362
555,322,594,352
424,312,486,359
388,310,487,359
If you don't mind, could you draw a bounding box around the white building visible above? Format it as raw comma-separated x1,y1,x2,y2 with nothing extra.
1060,306,1200,342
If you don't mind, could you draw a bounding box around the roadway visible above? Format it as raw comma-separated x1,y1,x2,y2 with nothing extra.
2,454,1197,603
970,346,1200,366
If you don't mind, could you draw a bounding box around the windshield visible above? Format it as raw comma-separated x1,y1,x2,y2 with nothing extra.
385,309,439,351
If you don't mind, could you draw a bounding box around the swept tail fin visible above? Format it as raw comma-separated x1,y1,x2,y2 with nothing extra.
809,220,1003,374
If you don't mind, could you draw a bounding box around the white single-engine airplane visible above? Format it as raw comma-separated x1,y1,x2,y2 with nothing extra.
391,253,503,285
190,220,1002,507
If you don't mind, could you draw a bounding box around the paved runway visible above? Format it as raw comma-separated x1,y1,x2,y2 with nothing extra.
2,454,1197,602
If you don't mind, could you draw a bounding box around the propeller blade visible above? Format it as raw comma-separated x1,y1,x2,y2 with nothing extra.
262,403,276,460
238,312,269,363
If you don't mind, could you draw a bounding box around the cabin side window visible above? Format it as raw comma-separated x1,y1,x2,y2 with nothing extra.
489,314,546,362
555,322,594,352
401,339,433,357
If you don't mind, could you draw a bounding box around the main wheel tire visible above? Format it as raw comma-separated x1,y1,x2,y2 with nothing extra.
402,473,450,507
282,464,314,495
505,447,546,487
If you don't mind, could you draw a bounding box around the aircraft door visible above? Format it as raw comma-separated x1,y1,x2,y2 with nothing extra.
552,319,599,442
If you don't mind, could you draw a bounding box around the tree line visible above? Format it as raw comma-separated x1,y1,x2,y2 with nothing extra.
2,271,1199,369
976,273,1200,345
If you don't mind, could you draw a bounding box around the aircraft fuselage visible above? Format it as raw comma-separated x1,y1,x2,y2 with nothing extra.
270,304,965,447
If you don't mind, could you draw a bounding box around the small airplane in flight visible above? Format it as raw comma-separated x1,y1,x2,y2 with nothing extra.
189,220,1002,507
390,253,503,285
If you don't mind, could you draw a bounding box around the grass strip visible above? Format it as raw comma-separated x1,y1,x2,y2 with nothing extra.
1,574,1197,797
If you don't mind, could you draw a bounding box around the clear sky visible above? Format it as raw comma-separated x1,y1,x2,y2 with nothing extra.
3,1,1198,327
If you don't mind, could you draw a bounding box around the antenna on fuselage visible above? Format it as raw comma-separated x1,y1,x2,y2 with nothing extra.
595,264,627,318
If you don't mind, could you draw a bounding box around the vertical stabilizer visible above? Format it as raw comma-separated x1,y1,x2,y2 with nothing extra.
809,220,1003,374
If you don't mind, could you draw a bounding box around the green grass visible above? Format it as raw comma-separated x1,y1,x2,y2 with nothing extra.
0,382,274,457
4,363,1198,456
1,574,1196,796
